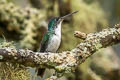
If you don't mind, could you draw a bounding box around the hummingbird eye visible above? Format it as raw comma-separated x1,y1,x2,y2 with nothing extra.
54,18,59,25
56,18,59,21
56,18,61,24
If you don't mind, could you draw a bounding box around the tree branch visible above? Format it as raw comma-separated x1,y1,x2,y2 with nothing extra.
0,25,120,77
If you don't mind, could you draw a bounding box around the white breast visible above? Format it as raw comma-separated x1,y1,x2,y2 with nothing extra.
46,22,62,52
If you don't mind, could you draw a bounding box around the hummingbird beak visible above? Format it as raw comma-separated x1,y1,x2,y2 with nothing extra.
60,11,79,20
57,11,78,24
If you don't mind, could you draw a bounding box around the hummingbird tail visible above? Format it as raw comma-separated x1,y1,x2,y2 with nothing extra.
37,68,45,77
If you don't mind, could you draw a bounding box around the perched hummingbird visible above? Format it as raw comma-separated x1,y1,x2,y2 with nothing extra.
38,11,78,77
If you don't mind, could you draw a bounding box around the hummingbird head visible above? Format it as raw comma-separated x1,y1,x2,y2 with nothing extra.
48,17,61,31
48,11,78,31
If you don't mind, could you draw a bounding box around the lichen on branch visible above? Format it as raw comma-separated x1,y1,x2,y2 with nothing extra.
0,25,120,78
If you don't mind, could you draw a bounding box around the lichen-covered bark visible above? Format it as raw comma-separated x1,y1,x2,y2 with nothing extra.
0,25,120,78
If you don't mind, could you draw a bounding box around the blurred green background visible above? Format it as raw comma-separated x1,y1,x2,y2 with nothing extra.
0,0,120,80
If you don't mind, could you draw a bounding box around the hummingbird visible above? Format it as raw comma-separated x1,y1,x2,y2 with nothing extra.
38,11,78,77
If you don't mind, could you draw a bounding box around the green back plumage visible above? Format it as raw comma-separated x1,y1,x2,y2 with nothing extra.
40,31,54,52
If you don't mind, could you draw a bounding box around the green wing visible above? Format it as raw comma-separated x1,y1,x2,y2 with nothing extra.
40,31,54,52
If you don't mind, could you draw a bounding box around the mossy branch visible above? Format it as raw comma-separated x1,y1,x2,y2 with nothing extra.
0,25,120,78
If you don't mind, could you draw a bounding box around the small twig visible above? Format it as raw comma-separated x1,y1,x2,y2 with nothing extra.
74,31,87,39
